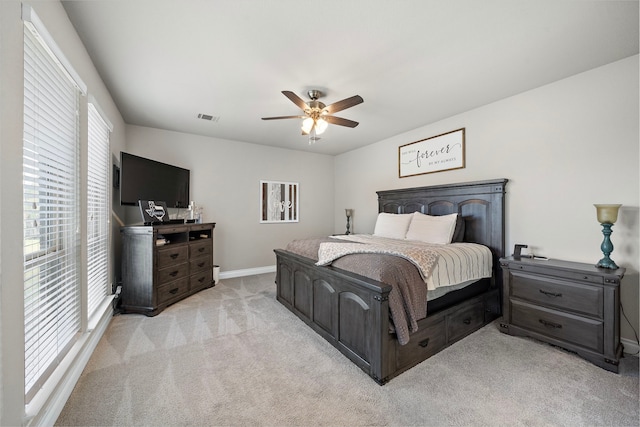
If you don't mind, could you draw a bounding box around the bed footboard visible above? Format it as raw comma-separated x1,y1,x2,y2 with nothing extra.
275,248,394,383
275,248,500,384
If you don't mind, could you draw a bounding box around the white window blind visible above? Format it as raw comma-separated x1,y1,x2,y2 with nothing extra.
23,19,82,401
87,103,111,318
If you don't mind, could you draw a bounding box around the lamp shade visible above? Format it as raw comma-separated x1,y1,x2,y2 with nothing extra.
594,204,622,224
315,118,328,134
345,209,353,217
301,117,314,134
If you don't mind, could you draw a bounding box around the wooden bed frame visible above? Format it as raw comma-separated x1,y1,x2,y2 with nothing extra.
274,178,508,384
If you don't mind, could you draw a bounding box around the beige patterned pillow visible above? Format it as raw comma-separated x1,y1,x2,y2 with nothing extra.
405,212,458,244
373,213,413,239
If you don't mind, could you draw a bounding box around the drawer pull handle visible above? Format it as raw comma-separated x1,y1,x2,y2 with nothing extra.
169,288,179,295
197,262,205,267
419,338,430,348
463,318,471,325
198,277,206,283
170,253,179,259
539,289,562,298
169,271,179,277
539,319,562,329
198,247,205,253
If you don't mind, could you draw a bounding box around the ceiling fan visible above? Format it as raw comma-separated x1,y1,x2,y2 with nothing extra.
262,90,364,143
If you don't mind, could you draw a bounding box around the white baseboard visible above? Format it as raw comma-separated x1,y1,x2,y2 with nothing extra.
219,265,276,280
622,337,640,356
29,298,114,426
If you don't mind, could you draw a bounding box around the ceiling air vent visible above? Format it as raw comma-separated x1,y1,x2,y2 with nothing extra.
197,113,220,122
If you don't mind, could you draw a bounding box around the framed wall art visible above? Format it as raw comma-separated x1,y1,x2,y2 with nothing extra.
398,128,465,178
260,180,299,223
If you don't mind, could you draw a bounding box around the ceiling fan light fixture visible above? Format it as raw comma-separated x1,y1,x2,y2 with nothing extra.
308,127,320,145
315,118,328,134
263,89,363,144
301,117,314,134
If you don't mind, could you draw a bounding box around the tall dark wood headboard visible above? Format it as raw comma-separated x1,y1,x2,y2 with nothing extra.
377,178,508,285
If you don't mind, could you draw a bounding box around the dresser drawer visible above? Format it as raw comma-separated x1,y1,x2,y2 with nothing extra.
190,269,213,292
511,300,603,353
157,262,188,285
190,240,212,258
190,256,212,273
156,245,188,265
158,277,189,304
511,271,603,318
447,299,485,342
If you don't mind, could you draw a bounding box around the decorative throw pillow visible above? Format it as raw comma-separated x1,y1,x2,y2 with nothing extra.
405,212,458,244
373,213,413,239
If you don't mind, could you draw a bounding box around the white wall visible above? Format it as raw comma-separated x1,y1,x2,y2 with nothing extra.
0,1,126,425
124,125,335,272
334,55,639,344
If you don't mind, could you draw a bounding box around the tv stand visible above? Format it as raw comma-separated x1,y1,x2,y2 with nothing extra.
121,222,216,316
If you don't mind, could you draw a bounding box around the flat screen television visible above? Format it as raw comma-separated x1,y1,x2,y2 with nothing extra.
119,152,190,208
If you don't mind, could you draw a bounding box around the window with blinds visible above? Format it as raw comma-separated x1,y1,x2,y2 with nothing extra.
87,103,111,318
23,18,82,401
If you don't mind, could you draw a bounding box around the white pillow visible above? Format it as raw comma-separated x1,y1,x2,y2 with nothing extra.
405,212,458,244
373,213,413,239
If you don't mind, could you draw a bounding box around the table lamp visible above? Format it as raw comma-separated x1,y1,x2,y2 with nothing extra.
594,204,621,269
345,209,353,235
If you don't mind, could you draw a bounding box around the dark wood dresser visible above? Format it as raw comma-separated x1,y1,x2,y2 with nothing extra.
121,222,216,316
499,256,625,372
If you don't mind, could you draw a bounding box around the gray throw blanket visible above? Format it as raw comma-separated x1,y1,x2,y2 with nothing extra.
285,237,428,345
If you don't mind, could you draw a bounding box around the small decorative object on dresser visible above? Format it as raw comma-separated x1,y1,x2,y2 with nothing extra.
594,204,622,269
499,257,625,372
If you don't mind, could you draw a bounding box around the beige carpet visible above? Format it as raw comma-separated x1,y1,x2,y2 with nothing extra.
56,273,639,426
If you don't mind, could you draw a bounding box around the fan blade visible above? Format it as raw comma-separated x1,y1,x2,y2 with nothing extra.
282,91,309,111
324,95,363,114
262,115,305,120
323,115,359,128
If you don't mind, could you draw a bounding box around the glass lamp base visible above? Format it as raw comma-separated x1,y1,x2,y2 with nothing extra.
596,222,618,269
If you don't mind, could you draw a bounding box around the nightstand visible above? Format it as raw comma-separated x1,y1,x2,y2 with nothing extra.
499,257,625,373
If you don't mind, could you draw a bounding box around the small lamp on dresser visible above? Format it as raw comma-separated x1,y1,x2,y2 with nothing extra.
345,209,353,235
594,204,622,269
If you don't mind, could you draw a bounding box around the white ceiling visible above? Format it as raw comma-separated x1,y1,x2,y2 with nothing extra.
62,0,639,156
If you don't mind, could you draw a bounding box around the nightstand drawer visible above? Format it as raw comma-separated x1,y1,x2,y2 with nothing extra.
511,300,603,353
511,271,603,318
506,261,605,285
